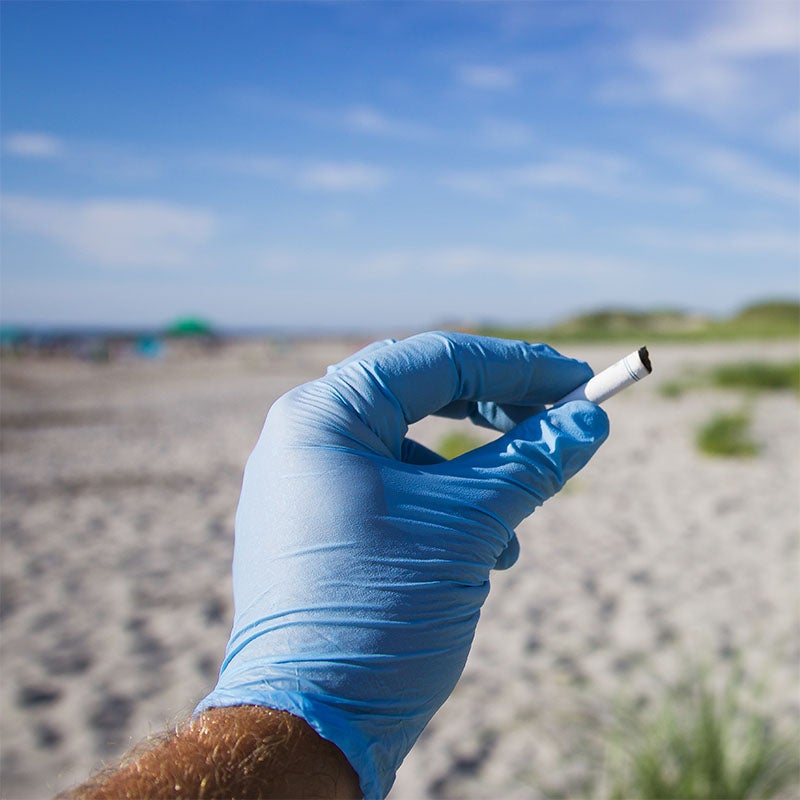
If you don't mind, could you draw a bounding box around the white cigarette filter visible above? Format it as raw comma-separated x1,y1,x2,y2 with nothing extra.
556,346,652,405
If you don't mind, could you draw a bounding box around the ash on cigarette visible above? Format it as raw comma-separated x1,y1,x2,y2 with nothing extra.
638,345,652,373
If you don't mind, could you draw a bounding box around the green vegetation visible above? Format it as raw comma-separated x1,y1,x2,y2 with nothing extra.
436,430,483,459
710,361,800,393
661,360,800,398
696,409,759,458
661,357,798,457
603,672,799,800
477,299,800,343
549,307,706,340
659,377,698,398
731,300,800,334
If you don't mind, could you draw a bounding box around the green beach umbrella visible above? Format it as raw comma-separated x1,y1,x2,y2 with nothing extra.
164,317,216,338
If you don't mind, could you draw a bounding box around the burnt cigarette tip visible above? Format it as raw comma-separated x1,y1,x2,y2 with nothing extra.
638,346,652,373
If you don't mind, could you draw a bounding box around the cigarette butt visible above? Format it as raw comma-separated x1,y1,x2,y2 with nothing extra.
556,346,652,405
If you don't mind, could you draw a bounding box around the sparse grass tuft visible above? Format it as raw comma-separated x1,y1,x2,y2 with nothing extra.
659,372,704,398
661,360,800,398
436,430,483,459
709,361,800,393
696,410,758,457
603,672,799,800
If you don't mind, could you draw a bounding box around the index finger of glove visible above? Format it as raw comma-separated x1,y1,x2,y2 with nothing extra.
326,331,592,430
326,338,397,374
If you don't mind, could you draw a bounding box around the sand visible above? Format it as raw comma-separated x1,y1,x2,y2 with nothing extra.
1,337,798,799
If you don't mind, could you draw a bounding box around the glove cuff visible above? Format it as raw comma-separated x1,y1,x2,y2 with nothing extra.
195,685,388,799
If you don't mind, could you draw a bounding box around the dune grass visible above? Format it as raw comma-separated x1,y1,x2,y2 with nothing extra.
603,672,799,800
478,300,800,344
696,409,759,457
660,359,796,457
662,360,800,398
436,430,483,459
709,361,800,393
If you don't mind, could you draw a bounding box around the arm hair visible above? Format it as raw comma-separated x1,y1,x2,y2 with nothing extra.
57,705,361,799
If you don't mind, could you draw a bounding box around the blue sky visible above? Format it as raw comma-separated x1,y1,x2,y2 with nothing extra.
1,1,798,332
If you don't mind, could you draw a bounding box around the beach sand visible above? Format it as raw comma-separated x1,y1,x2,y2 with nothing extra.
1,337,798,798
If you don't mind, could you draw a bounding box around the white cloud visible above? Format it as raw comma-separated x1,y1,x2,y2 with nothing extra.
615,0,799,119
2,131,164,181
80,148,164,182
444,142,795,208
458,64,517,91
632,227,799,258
253,249,309,275
1,195,217,267
1,131,392,195
205,153,284,179
769,110,800,151
298,162,390,192
355,246,636,282
685,146,799,203
442,148,634,198
516,150,630,192
700,0,799,56
630,41,742,111
200,149,392,193
229,88,435,142
341,105,432,140
3,132,65,159
440,169,508,200
476,118,536,149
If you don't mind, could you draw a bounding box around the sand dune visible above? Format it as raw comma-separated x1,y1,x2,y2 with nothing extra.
1,338,797,799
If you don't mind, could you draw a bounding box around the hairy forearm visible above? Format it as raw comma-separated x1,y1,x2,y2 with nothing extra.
58,705,361,800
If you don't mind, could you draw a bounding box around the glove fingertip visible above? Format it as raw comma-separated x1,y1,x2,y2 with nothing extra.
493,534,520,570
548,399,610,445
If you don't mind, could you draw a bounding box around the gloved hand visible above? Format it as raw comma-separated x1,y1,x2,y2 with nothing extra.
196,331,609,798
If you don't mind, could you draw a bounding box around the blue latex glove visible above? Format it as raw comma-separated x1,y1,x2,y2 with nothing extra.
196,332,609,798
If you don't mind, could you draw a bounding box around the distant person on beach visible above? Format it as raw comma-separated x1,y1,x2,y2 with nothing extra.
62,332,609,800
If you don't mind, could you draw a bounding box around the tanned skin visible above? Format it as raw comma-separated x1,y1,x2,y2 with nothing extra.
57,705,361,800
